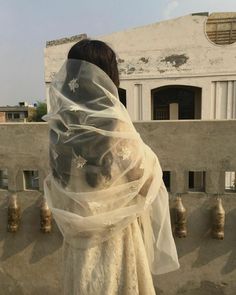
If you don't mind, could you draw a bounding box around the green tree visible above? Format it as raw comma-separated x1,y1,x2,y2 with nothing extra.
33,100,47,121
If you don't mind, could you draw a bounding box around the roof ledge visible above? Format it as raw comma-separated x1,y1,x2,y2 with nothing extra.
46,34,87,47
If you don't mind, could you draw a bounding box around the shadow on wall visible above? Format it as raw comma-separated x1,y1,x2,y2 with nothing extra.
170,197,236,274
0,269,59,295
0,268,24,295
170,199,211,259
0,195,63,263
176,280,227,295
192,207,236,275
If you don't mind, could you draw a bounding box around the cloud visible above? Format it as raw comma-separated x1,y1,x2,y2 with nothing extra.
163,0,180,19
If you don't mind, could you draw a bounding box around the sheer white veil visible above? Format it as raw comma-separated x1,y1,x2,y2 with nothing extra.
42,59,180,275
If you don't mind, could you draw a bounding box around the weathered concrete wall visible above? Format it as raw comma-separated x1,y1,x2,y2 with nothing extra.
0,121,236,294
44,13,236,121
136,120,236,194
0,123,57,294
155,193,236,295
44,14,236,82
0,123,49,192
0,191,63,294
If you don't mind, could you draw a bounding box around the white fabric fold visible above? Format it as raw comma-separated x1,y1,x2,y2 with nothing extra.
43,59,180,275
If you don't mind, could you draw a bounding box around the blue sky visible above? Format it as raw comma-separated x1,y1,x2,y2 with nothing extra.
0,0,236,106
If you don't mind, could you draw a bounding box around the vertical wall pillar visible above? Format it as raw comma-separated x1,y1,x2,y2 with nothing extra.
193,171,205,191
206,170,225,194
169,103,179,120
202,84,212,119
233,81,236,118
125,85,135,121
142,85,152,120
227,81,233,119
134,84,143,120
45,83,50,113
171,170,188,194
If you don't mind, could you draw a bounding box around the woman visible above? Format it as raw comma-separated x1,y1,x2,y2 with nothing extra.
43,39,180,295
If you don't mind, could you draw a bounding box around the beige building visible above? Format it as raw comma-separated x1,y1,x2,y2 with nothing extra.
0,101,36,123
45,12,236,121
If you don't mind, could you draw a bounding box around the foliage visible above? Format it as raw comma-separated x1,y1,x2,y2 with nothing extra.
30,100,47,122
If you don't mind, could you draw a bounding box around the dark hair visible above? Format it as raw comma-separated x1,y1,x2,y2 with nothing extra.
67,39,120,88
64,39,119,188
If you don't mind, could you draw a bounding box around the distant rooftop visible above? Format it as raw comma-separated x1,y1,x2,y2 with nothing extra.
0,101,36,112
46,33,87,47
0,106,29,112
191,12,209,16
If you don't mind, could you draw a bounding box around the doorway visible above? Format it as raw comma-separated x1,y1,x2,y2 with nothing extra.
152,85,202,120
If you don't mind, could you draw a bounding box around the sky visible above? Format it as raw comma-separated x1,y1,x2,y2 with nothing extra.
0,0,236,106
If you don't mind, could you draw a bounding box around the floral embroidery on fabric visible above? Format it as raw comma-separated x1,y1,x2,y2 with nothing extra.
68,78,79,92
90,202,103,213
106,221,116,232
117,146,131,160
140,159,145,169
69,105,80,111
130,184,138,191
66,129,73,136
74,155,87,168
51,148,58,160
76,156,87,168
78,112,87,124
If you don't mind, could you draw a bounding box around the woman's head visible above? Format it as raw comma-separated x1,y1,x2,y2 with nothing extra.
68,39,119,88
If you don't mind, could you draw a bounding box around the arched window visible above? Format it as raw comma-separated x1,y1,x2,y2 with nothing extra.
151,85,202,120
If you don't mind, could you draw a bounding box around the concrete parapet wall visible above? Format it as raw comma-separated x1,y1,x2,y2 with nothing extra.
135,120,236,194
0,121,235,294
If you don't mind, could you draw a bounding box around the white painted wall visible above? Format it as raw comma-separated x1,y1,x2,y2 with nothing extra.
44,13,236,122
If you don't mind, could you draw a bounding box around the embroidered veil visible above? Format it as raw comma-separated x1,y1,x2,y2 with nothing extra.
42,59,180,275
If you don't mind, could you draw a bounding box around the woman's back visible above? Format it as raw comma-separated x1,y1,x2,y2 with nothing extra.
43,39,180,295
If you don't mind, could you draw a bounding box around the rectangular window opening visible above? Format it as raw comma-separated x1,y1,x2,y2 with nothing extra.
188,171,206,192
225,171,236,192
163,171,171,192
23,170,39,190
0,169,8,190
7,113,13,119
13,113,20,119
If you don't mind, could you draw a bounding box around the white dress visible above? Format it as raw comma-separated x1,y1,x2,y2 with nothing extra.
59,149,156,295
43,59,180,295
62,219,156,295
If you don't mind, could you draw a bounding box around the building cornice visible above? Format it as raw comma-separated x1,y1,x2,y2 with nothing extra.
46,34,87,47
